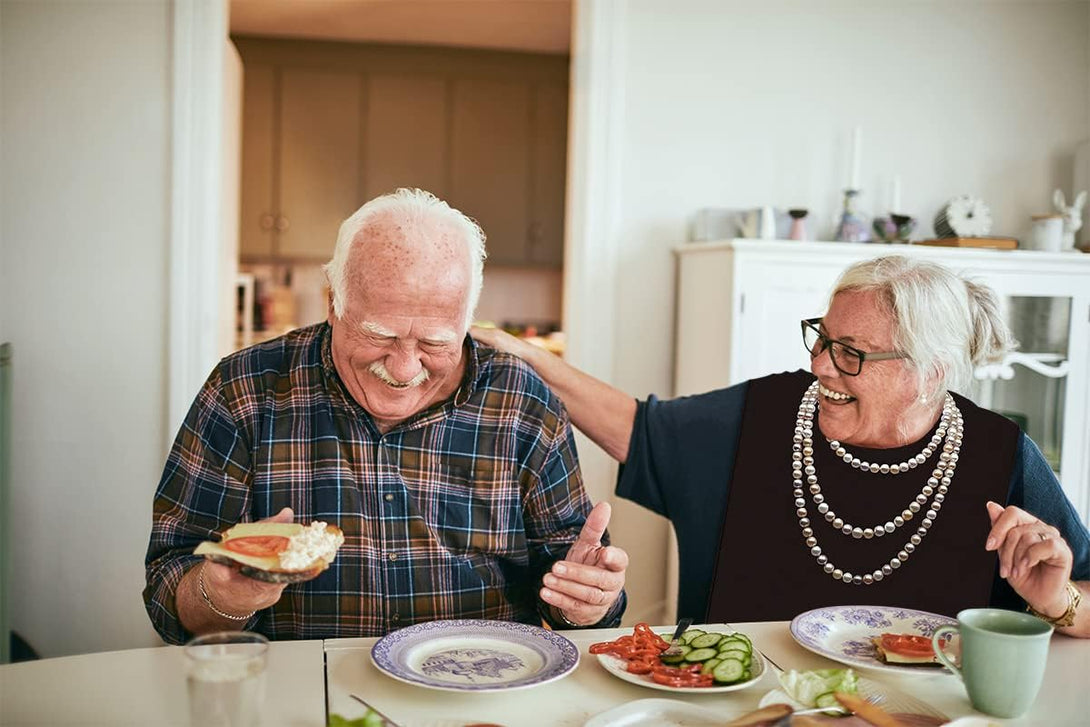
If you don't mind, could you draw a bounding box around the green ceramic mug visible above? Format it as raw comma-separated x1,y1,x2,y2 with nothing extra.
931,608,1053,719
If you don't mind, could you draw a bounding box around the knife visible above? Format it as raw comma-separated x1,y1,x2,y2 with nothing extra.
349,693,403,727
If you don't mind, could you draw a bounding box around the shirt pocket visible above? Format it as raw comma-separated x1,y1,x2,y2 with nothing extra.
419,458,527,562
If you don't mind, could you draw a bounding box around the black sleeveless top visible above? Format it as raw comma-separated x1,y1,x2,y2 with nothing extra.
707,371,1018,621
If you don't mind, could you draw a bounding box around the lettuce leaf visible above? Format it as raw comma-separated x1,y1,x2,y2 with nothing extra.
778,668,859,706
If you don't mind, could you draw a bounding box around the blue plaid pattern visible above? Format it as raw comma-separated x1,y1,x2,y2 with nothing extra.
144,323,619,644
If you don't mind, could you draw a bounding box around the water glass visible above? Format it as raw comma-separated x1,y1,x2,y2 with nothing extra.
185,631,269,727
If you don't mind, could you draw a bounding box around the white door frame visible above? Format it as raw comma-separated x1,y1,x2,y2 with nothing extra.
168,0,229,448
563,0,627,504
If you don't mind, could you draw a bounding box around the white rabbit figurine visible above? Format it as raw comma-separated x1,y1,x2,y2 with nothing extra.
1053,189,1087,250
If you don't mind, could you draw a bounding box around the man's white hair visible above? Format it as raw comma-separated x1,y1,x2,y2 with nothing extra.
324,188,487,327
830,255,1016,401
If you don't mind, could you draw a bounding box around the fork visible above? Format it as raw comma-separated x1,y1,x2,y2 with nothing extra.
660,616,694,657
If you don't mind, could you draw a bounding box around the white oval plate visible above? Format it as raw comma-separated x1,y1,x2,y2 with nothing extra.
758,676,947,722
596,647,766,694
583,698,725,727
370,619,579,692
789,605,957,675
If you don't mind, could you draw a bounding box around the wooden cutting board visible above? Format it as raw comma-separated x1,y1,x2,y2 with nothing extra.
914,237,1018,250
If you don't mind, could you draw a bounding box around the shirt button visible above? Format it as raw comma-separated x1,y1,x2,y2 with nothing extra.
388,553,398,561
391,613,400,623
384,494,395,502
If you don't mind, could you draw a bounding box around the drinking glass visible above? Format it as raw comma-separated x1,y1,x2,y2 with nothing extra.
185,631,268,727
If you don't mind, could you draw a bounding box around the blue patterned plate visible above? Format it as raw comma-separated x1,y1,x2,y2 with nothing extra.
789,605,957,675
370,619,579,692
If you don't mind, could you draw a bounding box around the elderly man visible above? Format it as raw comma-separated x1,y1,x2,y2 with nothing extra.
144,189,627,643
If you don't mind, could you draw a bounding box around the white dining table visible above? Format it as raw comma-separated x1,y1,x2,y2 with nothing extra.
1,621,1087,726
325,621,1090,727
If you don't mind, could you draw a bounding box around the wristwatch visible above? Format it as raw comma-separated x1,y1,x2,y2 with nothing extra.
1027,581,1081,628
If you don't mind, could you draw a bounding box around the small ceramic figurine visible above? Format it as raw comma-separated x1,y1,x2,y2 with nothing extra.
788,209,808,241
1053,189,1087,251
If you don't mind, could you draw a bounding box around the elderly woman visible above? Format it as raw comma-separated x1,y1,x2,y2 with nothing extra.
472,255,1090,637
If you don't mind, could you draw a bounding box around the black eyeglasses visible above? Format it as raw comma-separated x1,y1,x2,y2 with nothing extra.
801,317,906,376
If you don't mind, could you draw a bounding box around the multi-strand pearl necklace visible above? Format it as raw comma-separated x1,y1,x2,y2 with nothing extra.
792,381,964,585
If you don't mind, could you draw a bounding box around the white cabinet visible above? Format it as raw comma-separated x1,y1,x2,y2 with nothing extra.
674,239,1090,525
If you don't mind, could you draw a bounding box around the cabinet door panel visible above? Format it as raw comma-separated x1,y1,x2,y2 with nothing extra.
278,69,361,260
239,64,276,259
364,75,447,200
450,79,529,266
529,82,568,267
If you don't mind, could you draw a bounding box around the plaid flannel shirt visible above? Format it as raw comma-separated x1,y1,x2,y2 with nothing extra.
144,323,624,644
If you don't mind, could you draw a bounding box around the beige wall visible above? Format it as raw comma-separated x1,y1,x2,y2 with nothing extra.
1,0,172,656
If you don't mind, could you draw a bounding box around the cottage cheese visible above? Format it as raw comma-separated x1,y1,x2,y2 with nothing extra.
278,521,344,571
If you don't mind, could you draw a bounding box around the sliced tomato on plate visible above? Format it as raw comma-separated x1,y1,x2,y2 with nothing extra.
223,535,290,557
880,632,936,658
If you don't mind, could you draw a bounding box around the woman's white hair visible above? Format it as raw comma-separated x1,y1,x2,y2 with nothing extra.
830,255,1015,400
323,188,487,327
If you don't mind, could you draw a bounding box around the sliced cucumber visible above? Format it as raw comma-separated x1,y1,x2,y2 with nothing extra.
659,649,687,665
701,657,722,675
684,647,718,662
679,628,705,644
717,637,751,654
718,648,751,666
689,632,722,649
712,657,746,684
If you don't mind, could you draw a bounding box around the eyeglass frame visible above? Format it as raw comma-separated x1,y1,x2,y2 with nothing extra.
800,317,906,376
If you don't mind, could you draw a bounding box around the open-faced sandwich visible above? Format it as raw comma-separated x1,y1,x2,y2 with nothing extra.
872,633,943,666
195,521,345,583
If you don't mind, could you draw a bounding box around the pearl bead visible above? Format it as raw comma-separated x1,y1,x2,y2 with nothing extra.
802,527,813,537
799,518,810,527
795,498,806,508
806,537,818,548
841,525,852,535
809,484,820,494
863,574,874,585
832,569,843,580
832,517,844,530
851,527,863,539
879,464,890,474
898,550,909,561
863,528,874,539
910,534,922,545
824,563,835,574
817,554,828,564
796,508,808,518
890,558,902,569
852,575,862,585
824,511,836,522
813,494,824,504
882,565,893,576
894,516,904,527
904,543,915,554
817,503,829,514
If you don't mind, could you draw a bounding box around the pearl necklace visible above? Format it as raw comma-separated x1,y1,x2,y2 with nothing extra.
792,381,963,585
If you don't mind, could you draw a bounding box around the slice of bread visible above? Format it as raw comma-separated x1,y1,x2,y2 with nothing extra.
872,634,943,666
195,521,344,584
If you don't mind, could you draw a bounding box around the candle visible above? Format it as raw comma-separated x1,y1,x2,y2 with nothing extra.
849,126,862,190
890,175,902,212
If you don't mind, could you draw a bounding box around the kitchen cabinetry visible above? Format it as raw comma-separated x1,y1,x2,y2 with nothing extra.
235,38,568,266
673,239,1090,525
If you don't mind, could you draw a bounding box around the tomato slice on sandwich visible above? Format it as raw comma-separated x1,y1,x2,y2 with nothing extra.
223,535,290,558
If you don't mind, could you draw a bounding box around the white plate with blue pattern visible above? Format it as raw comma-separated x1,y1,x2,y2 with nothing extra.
790,605,957,675
370,619,579,692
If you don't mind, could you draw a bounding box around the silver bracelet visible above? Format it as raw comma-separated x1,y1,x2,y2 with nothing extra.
552,605,582,629
198,563,256,622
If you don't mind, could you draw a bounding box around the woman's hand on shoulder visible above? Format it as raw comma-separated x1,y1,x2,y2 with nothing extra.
471,325,531,359
985,501,1073,617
